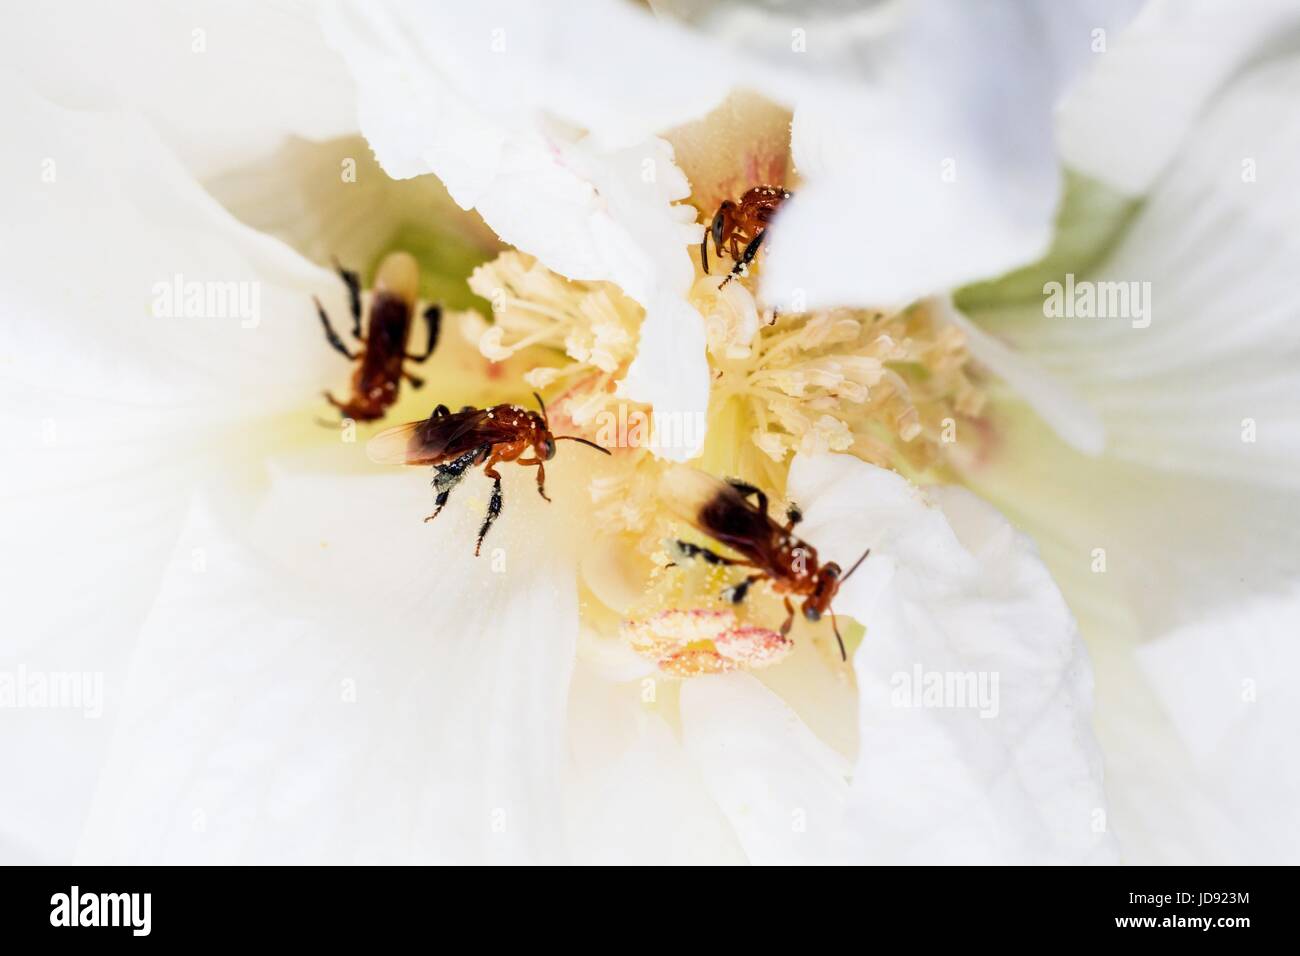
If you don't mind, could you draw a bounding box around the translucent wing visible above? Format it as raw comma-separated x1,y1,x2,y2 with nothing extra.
659,466,777,565
366,419,428,465
367,405,531,466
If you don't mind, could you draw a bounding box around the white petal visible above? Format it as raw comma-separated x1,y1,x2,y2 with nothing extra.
0,82,349,434
757,0,1141,309
969,56,1300,489
951,50,1300,794
1058,0,1300,195
619,294,710,460
205,135,502,309
938,297,1106,456
953,60,1300,866
2,1,356,179
0,442,194,864
322,0,715,456
73,452,580,864
962,403,1300,863
788,453,1115,863
322,1,1140,452
1130,588,1300,863
0,83,350,860
565,665,747,864
680,673,851,864
1002,463,1299,865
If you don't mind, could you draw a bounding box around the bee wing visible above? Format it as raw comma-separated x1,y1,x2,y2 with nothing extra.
659,466,731,525
365,420,427,465
659,466,774,560
367,406,502,465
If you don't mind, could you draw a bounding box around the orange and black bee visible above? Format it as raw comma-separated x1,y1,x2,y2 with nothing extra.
700,185,792,287
315,251,441,422
661,467,869,660
368,394,610,555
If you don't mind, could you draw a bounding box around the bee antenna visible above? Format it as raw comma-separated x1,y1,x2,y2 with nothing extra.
533,391,548,427
555,435,612,455
831,613,846,662
841,546,871,583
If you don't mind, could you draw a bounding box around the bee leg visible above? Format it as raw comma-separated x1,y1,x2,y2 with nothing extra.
475,469,504,557
670,540,748,567
403,371,425,389
719,232,765,289
728,233,746,262
520,458,550,502
720,572,764,604
426,489,452,523
700,231,710,275
406,305,441,362
331,257,364,340
784,502,802,531
321,391,365,422
724,478,769,515
424,448,478,522
315,297,358,360
779,597,796,637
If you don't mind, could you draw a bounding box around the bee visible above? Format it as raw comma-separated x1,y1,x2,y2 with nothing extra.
368,393,611,555
315,251,441,422
700,185,792,288
660,467,869,660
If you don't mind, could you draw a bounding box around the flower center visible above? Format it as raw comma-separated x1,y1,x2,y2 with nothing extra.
460,241,984,675
692,276,985,490
623,609,792,677
463,252,643,429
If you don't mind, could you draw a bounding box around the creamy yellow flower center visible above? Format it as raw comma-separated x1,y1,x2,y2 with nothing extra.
462,252,644,431
461,238,984,676
694,278,985,490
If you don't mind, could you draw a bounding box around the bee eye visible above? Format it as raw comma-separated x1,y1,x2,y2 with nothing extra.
804,604,821,622
543,437,556,460
711,213,725,246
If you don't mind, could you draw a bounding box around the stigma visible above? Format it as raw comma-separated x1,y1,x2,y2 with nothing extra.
622,608,792,677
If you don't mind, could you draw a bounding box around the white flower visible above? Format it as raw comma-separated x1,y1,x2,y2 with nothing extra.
955,0,1300,862
320,0,1140,458
1,0,1296,867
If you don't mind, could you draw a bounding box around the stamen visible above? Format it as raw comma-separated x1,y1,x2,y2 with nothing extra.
465,252,641,377
693,272,984,478
460,238,985,678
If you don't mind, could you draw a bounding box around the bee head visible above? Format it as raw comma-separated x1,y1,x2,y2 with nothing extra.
803,563,842,621
527,412,556,460
712,200,735,248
